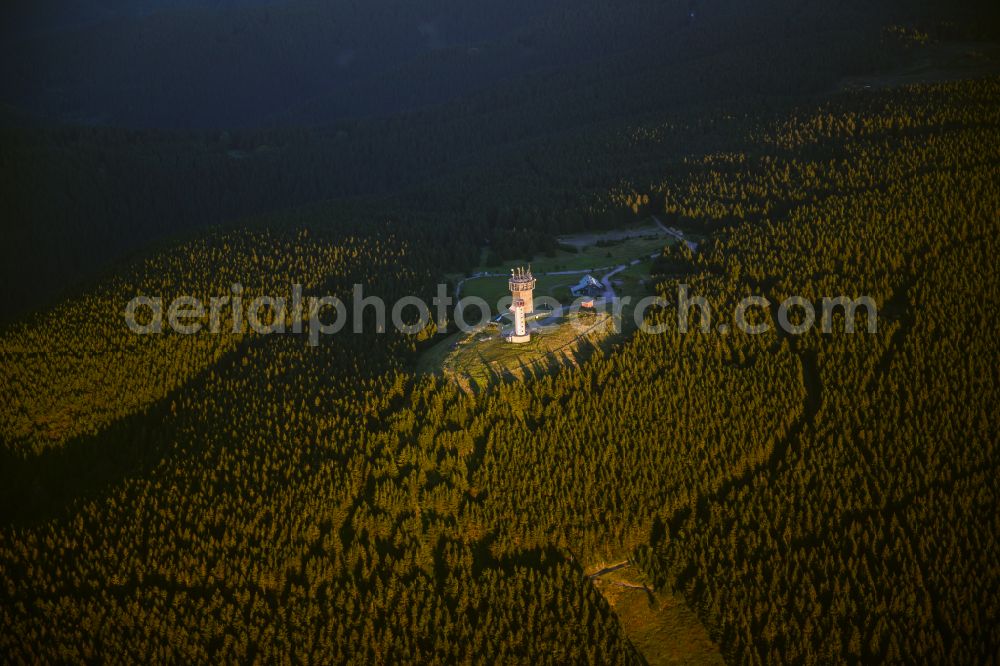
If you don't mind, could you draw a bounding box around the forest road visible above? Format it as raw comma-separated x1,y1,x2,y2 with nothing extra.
652,215,699,252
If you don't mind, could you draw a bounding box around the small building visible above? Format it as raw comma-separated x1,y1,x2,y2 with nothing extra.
571,274,603,298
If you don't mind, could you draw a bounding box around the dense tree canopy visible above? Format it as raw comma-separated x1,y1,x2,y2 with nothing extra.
0,38,997,665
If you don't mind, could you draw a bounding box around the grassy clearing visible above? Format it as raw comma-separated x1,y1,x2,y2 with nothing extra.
414,330,465,376
431,312,613,392
459,228,672,314
477,233,671,276
588,564,723,666
425,226,664,386
461,273,583,314
609,258,656,331
616,257,654,287
838,40,1000,91
557,221,669,248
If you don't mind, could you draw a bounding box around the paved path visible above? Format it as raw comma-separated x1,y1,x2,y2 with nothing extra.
652,216,699,252
600,264,628,301
528,262,629,325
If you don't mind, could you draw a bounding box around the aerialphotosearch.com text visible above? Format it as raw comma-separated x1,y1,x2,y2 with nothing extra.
124,283,878,346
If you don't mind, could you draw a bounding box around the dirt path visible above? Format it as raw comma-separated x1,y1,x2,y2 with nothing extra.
587,560,632,578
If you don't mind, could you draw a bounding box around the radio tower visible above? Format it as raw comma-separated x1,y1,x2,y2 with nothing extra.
506,266,536,344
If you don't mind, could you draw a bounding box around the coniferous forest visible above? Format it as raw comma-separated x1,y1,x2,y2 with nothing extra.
1,0,999,663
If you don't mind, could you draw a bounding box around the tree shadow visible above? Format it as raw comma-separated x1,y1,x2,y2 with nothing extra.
0,339,251,527
0,398,174,526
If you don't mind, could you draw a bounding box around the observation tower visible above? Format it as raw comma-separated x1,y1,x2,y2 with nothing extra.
506,266,535,344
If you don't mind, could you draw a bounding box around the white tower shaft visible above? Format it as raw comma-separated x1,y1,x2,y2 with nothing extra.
513,302,526,337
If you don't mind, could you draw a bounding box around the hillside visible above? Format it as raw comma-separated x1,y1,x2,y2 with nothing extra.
0,0,942,128
1,74,997,662
4,0,997,321
2,0,1000,661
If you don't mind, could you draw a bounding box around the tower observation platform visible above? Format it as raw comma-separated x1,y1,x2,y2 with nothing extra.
508,266,536,314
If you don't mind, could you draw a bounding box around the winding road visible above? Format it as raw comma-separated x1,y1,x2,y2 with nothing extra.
599,264,628,301
453,222,698,307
